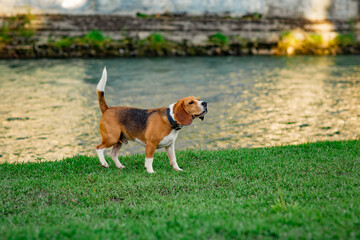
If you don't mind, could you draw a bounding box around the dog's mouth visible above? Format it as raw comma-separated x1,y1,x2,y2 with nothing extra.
194,109,208,121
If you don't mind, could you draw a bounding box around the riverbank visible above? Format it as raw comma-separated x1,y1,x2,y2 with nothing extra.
1,140,359,239
0,14,359,58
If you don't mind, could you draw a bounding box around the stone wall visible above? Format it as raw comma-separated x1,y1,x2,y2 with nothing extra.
0,0,359,20
1,14,359,58
25,15,360,45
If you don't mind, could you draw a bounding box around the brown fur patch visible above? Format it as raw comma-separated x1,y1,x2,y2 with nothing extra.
174,100,193,126
173,96,203,126
97,107,172,150
97,90,108,113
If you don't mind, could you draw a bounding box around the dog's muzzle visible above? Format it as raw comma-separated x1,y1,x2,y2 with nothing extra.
198,101,208,121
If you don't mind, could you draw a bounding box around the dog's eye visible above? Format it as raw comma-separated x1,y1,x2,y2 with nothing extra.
189,101,194,105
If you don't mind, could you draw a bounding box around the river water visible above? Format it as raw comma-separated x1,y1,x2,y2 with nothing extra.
1,56,359,163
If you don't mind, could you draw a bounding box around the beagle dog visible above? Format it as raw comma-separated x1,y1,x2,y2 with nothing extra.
95,67,208,173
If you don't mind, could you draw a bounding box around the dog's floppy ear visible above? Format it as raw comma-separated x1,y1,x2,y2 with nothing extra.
174,100,193,126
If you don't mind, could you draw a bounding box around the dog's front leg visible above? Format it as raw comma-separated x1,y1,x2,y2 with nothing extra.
165,144,182,171
145,142,158,173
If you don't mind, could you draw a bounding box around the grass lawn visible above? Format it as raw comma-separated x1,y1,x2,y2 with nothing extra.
1,140,360,239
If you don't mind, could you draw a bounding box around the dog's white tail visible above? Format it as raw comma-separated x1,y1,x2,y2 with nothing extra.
97,67,107,92
96,67,109,114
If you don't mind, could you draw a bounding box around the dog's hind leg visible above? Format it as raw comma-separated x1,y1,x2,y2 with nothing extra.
96,120,121,168
111,142,125,169
96,139,118,168
96,140,117,168
96,145,109,168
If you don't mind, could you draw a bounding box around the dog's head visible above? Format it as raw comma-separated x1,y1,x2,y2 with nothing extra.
173,96,208,126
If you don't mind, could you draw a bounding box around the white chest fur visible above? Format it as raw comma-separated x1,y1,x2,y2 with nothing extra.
157,130,179,149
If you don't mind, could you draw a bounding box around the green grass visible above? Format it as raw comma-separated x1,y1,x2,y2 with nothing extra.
1,140,360,239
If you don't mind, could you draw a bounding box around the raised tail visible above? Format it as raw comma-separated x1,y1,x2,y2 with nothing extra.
96,67,109,114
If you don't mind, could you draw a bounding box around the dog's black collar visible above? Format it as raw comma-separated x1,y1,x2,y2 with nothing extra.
166,108,182,130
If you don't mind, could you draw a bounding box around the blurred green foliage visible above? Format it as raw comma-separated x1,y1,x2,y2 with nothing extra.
51,30,111,49
241,12,262,20
136,12,156,18
53,38,73,48
209,32,229,46
275,29,358,55
334,33,356,47
0,13,35,48
84,30,107,42
138,33,174,56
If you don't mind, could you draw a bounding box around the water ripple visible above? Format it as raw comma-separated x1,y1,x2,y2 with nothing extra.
0,56,359,163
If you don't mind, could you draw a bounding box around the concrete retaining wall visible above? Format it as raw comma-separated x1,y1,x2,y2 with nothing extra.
22,15,360,45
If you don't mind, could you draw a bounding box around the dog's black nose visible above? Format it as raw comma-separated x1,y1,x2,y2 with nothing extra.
202,101,207,107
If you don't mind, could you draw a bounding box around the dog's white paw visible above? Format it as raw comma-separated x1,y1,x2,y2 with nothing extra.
101,163,109,168
147,169,155,174
173,167,183,171
117,164,125,169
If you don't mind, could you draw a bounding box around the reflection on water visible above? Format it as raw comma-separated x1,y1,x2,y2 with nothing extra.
0,56,359,163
